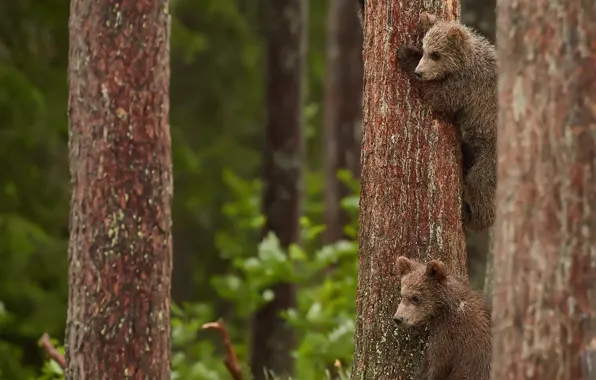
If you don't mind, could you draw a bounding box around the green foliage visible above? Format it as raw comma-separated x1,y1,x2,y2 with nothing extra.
1,0,364,378
36,337,64,380
34,170,359,380
0,2,70,378
172,169,359,379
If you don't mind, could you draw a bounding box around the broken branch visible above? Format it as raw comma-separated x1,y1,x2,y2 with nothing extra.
202,318,244,380
38,333,65,370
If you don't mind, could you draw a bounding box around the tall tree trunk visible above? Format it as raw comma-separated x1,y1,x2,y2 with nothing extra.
250,0,306,378
350,1,466,379
461,0,495,41
65,1,172,378
491,0,596,379
323,0,363,244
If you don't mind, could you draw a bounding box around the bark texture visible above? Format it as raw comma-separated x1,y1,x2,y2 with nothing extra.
323,0,363,243
66,0,172,379
250,0,306,378
350,1,466,379
491,0,596,379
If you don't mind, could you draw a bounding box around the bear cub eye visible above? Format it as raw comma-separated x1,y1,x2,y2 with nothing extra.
429,52,441,61
410,295,421,305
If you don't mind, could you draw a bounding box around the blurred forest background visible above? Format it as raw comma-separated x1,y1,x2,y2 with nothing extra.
0,0,494,378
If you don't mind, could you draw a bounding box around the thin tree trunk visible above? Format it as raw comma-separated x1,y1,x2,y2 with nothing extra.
65,1,172,378
350,0,466,379
491,0,596,379
323,0,363,244
250,0,306,378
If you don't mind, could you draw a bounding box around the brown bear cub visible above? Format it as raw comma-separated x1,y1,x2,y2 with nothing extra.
393,257,491,380
397,12,498,232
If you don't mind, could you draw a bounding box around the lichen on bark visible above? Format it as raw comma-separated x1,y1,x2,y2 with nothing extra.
66,0,172,379
350,0,466,379
492,0,596,379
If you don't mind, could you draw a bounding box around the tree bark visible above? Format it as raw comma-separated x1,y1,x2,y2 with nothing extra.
350,1,466,379
323,0,363,244
460,0,496,299
66,1,172,379
250,0,306,378
491,0,596,379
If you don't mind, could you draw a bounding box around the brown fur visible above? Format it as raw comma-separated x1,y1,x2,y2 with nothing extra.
394,257,491,380
397,12,497,231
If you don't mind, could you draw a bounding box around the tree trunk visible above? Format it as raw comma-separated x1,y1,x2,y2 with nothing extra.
461,0,495,41
350,1,466,379
65,1,172,379
323,0,363,244
491,0,596,379
250,0,306,378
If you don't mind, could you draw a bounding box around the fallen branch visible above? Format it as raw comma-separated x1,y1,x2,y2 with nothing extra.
38,333,65,370
202,318,244,380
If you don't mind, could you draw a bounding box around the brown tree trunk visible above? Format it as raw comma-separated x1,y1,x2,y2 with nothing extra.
491,1,596,379
65,1,172,379
461,0,495,41
323,0,363,244
350,1,466,379
250,0,306,378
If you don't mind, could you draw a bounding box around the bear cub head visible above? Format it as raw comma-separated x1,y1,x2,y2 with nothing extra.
392,256,449,327
414,12,471,81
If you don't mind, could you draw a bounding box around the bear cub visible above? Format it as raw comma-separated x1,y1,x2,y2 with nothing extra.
397,12,498,232
393,257,491,380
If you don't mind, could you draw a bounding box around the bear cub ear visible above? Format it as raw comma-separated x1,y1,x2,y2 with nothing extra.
425,260,447,281
396,256,414,277
419,12,439,30
447,27,469,45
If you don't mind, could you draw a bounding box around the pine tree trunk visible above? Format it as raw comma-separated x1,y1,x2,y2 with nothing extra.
65,1,172,378
491,0,596,379
250,0,306,378
350,0,466,379
323,0,363,244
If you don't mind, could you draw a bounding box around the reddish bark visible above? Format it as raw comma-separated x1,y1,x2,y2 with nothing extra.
66,0,172,379
350,0,466,379
323,0,363,243
250,0,305,378
491,1,596,379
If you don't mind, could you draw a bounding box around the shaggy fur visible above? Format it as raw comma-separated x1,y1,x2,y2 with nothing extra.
397,12,497,231
394,257,491,380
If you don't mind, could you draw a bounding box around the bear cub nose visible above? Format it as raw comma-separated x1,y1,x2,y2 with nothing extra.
414,70,422,79
392,315,403,325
